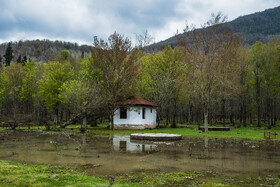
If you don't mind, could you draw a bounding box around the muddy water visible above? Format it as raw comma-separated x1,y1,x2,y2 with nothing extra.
0,131,279,177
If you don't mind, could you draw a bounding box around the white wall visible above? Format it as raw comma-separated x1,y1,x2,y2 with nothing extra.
114,106,157,126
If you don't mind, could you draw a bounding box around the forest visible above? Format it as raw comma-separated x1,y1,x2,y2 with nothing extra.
0,39,90,62
0,15,279,133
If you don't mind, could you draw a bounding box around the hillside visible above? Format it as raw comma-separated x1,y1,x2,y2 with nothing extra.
0,39,91,63
146,6,280,51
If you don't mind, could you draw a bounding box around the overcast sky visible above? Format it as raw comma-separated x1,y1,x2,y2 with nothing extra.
0,0,279,45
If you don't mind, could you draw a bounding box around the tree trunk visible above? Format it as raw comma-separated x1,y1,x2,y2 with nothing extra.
188,102,192,124
204,104,209,132
267,99,271,129
196,108,199,124
66,110,70,122
256,76,261,127
91,114,97,127
273,102,277,127
221,98,226,127
243,96,247,127
54,109,58,125
110,111,114,130
156,109,161,128
45,122,50,131
164,106,169,126
171,100,177,128
156,115,160,128
81,115,87,133
60,110,63,122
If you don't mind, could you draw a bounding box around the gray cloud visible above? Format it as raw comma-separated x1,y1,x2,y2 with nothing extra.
0,0,279,45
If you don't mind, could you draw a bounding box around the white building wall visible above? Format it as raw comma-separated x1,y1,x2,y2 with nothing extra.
113,106,157,129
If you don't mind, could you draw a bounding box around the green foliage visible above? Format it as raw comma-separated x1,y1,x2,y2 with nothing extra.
20,62,37,102
0,74,4,106
38,61,72,112
60,50,70,61
2,63,26,101
79,59,97,81
140,46,186,107
60,79,89,113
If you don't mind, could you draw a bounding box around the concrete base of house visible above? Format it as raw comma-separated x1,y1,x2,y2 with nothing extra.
114,124,156,130
130,133,182,141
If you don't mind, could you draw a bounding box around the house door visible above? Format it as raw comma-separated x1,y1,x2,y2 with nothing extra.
142,108,145,119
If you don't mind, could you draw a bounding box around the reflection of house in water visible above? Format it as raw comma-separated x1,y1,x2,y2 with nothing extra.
113,134,156,153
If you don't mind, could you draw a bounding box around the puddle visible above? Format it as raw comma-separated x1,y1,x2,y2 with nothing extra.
0,131,279,177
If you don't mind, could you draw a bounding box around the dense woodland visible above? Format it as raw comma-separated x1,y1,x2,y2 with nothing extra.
0,14,279,132
0,39,91,63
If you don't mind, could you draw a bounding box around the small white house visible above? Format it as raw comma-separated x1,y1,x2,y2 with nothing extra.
113,97,157,129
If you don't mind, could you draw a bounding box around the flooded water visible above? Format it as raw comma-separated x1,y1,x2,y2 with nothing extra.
0,131,279,177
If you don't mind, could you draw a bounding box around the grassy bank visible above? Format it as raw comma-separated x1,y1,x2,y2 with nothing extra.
0,160,279,187
0,160,109,187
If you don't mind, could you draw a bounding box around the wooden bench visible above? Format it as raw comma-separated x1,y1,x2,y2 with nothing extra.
199,126,230,132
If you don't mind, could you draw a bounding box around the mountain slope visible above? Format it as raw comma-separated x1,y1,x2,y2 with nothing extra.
146,6,280,51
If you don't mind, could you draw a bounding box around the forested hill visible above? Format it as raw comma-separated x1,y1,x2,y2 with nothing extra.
0,40,91,62
146,6,280,52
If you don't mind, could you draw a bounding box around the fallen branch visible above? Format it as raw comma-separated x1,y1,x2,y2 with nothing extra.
60,113,82,128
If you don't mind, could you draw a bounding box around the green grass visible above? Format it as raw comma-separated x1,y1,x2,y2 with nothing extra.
114,171,202,186
0,160,279,187
1,122,280,140
0,160,109,187
67,123,280,140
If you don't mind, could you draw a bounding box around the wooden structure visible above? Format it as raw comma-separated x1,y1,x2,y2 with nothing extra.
199,126,230,132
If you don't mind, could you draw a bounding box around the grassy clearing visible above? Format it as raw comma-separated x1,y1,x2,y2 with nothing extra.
1,122,279,140
0,160,109,187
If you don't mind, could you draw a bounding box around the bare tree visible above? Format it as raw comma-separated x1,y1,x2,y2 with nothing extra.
92,32,140,129
135,30,154,49
180,13,239,132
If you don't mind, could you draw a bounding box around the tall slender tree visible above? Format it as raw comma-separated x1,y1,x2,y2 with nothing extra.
4,42,14,66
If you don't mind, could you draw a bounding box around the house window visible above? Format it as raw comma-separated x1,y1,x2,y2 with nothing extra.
120,107,127,119
142,108,146,119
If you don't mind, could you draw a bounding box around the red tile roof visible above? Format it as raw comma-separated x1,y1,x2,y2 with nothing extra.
123,96,158,107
